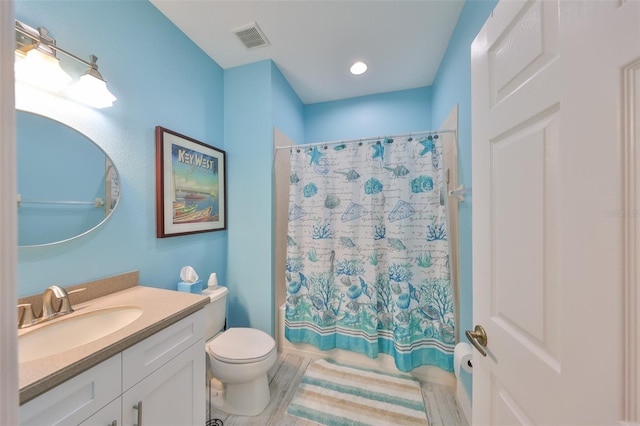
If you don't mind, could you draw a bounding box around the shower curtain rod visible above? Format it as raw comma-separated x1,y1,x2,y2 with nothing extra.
275,129,456,151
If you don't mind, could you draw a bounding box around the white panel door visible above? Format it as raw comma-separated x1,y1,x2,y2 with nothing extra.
471,0,640,424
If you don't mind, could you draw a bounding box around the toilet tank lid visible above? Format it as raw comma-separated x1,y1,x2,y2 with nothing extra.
202,285,228,302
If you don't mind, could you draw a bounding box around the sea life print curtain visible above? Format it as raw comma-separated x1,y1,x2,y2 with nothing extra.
284,134,455,372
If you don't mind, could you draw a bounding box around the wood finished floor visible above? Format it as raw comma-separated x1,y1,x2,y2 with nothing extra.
207,351,467,426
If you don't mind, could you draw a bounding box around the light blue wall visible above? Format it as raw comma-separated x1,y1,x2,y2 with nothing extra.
430,0,498,401
16,0,226,297
271,62,304,144
224,60,304,335
224,60,273,333
304,87,432,143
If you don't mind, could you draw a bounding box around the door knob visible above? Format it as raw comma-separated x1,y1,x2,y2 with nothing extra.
465,325,488,357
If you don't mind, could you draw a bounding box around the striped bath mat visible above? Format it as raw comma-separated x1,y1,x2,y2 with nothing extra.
287,358,428,425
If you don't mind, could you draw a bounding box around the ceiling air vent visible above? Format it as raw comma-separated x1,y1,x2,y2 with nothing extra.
233,22,270,50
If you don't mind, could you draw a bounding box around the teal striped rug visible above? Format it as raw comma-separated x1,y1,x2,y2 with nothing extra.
287,358,428,425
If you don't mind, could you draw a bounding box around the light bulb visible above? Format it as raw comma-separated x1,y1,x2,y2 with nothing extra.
350,61,368,75
15,49,72,92
68,74,117,108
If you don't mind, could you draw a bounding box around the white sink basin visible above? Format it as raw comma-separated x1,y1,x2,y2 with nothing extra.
19,305,143,363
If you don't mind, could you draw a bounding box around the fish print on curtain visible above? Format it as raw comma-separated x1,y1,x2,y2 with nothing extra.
285,135,455,372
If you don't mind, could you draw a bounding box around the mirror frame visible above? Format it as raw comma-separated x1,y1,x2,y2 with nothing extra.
16,109,121,248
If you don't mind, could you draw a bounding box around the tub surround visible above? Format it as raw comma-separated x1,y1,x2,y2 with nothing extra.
18,271,209,404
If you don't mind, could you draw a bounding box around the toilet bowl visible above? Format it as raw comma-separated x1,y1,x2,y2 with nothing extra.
202,286,277,416
206,328,277,416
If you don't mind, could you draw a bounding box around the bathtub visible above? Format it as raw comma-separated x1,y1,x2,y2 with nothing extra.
277,303,454,386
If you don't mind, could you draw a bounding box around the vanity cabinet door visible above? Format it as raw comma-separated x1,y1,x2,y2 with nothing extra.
122,310,204,391
19,355,121,426
78,397,121,426
122,340,205,426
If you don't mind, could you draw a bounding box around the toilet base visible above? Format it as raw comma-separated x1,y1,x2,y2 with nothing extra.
211,375,270,416
206,330,277,417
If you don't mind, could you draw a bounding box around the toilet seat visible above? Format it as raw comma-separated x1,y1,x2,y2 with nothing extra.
207,327,275,365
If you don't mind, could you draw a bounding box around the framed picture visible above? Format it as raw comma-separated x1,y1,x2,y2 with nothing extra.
155,126,226,237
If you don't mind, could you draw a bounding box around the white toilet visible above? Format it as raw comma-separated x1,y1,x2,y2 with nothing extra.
202,286,277,416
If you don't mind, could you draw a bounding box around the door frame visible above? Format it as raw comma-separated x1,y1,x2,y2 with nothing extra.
623,58,640,422
0,0,19,424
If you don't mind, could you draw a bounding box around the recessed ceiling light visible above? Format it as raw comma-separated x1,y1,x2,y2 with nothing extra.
350,61,367,75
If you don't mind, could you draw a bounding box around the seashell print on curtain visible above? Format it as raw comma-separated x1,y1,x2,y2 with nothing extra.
284,135,455,372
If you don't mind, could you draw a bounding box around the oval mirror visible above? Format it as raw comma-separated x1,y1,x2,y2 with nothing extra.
17,111,120,247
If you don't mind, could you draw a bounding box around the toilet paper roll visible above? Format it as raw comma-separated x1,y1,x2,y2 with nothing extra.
454,342,474,378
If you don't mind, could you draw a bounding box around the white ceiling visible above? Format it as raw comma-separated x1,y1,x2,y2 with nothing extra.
150,1,464,105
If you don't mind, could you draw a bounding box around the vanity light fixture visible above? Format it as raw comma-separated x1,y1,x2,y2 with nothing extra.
14,25,72,92
350,61,368,76
14,20,117,108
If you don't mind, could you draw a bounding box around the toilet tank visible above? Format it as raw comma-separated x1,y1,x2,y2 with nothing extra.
202,286,228,341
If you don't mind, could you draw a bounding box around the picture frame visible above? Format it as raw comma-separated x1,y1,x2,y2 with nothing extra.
155,126,227,237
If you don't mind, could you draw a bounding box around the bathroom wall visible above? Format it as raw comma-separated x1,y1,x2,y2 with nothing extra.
271,62,305,145
15,0,227,297
224,60,304,335
224,60,273,333
304,86,432,143
430,0,498,401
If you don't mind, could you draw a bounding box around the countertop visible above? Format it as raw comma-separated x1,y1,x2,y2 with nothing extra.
18,285,209,404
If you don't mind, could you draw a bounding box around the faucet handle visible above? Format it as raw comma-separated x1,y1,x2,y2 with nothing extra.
59,287,86,314
17,303,37,328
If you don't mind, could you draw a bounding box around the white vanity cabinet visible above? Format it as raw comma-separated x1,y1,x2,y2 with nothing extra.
79,398,121,426
121,310,205,426
19,310,205,426
122,341,204,426
19,355,121,426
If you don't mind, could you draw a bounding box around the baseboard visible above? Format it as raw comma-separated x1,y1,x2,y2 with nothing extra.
456,381,472,425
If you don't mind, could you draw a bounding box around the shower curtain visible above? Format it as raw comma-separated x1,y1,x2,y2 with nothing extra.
284,134,455,372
